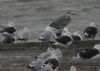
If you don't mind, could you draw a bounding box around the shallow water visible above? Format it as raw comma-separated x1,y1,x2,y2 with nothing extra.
0,0,100,41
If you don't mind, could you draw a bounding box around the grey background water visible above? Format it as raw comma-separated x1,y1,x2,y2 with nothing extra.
0,0,100,41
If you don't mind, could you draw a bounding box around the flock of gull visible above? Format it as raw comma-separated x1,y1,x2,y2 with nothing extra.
0,22,30,43
0,12,100,71
27,12,99,71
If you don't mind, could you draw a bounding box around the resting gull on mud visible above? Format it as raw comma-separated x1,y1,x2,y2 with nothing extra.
73,44,100,59
83,22,98,40
1,36,15,43
0,34,15,43
0,22,16,43
72,31,83,42
27,56,45,69
15,27,30,42
0,22,16,38
40,48,62,71
0,22,16,34
27,47,56,69
28,47,62,71
54,27,73,47
39,26,57,43
37,47,56,60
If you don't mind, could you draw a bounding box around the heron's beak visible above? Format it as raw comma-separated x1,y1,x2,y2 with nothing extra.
66,12,78,16
70,13,78,15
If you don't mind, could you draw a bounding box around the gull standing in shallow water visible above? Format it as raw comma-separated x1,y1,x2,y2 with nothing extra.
15,27,30,42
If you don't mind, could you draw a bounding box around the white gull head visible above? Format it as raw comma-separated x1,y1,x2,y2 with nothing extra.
62,28,72,36
89,22,96,27
7,21,15,27
73,31,82,40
